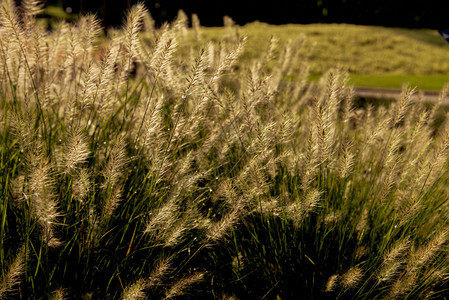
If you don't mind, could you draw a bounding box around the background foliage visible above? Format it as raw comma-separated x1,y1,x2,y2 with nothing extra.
30,0,449,29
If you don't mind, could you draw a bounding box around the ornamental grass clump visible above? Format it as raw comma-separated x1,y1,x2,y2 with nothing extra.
2,1,449,299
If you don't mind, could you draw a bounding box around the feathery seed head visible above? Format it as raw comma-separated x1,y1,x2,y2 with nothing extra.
340,266,363,289
390,86,415,127
103,137,128,189
312,97,332,164
325,274,339,292
324,210,342,226
165,272,205,299
410,228,448,271
0,245,27,297
0,0,21,33
390,272,417,298
122,280,146,300
49,288,67,300
173,10,188,34
265,35,279,63
72,169,91,203
223,16,235,28
78,14,101,47
183,48,208,97
149,28,177,75
102,184,122,221
384,238,411,264
124,3,147,56
206,208,242,243
144,200,179,236
63,130,90,174
10,111,34,153
339,138,355,179
21,0,44,17
213,36,246,82
303,188,321,214
26,155,62,247
377,261,404,285
192,13,201,40
287,189,321,225
142,11,155,32
148,258,171,287
164,220,189,246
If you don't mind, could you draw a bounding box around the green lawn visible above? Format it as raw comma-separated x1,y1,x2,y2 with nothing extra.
199,22,449,90
349,74,449,90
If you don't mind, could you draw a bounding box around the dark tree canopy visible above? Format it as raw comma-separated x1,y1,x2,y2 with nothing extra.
24,0,449,29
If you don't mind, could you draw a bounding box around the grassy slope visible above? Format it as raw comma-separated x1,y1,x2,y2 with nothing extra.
199,22,449,90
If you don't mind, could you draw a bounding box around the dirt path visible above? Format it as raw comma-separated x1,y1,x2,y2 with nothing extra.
354,86,442,103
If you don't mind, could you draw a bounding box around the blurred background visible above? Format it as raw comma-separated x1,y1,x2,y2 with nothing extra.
14,0,449,29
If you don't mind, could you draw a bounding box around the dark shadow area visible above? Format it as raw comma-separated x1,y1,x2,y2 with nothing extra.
15,0,449,29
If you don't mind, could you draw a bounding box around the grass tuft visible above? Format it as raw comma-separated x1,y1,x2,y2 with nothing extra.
2,3,449,299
